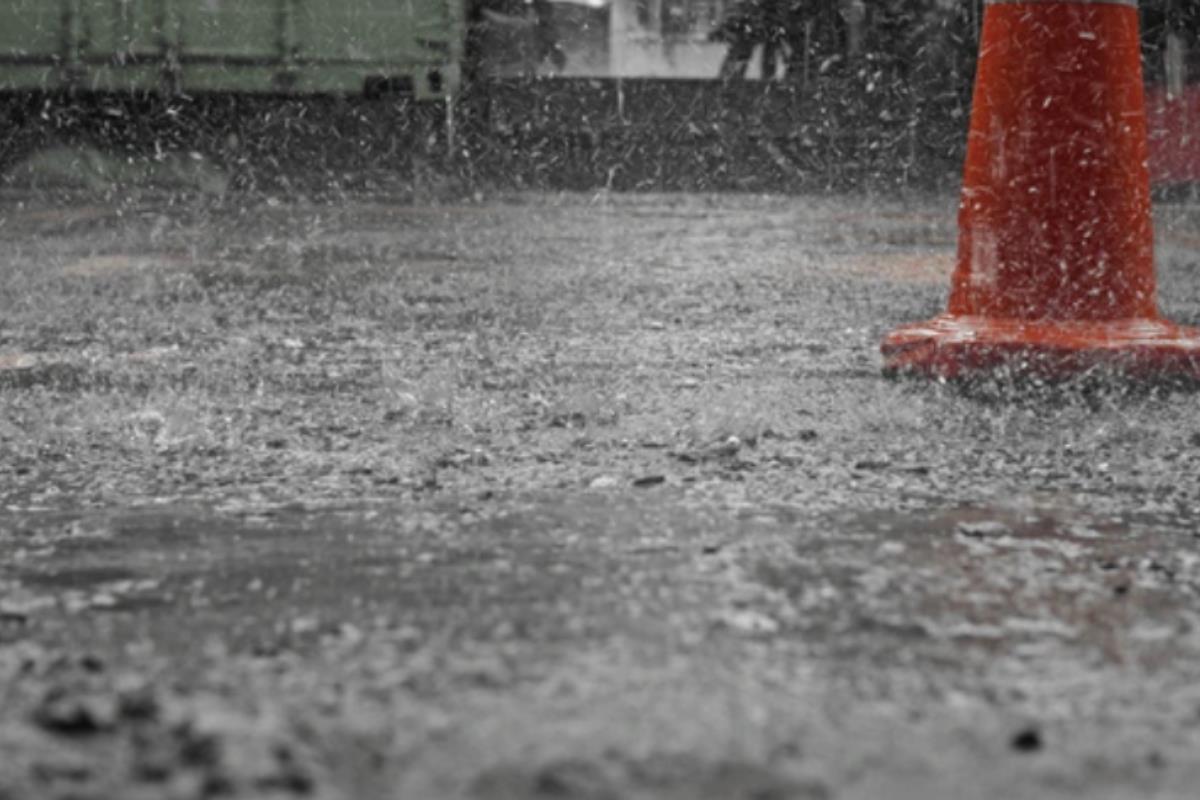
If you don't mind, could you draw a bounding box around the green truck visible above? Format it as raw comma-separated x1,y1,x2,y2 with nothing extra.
0,0,463,99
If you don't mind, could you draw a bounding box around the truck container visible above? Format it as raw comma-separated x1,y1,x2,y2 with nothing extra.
0,0,462,99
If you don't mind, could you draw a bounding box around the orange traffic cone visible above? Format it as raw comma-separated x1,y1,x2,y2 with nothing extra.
882,0,1200,382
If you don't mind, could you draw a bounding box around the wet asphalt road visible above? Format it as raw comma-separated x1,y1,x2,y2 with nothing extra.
1,188,1200,798
6,492,1200,799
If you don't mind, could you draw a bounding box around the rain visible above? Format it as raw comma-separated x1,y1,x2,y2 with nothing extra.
1,1,1200,798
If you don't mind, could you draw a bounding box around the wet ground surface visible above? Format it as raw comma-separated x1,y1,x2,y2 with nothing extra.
2,184,1200,798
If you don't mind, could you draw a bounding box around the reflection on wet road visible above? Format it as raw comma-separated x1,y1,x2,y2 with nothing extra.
3,494,1196,671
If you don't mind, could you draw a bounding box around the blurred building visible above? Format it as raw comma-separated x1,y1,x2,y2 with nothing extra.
465,0,977,85
470,0,731,78
600,0,974,83
606,0,728,77
586,0,873,80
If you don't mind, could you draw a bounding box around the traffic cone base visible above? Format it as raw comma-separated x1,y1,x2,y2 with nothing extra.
883,314,1200,383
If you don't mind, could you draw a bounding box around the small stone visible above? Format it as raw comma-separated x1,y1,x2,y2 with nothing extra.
1067,523,1103,539
116,678,160,722
33,688,118,735
88,592,118,609
716,609,781,636
956,520,1010,539
632,475,666,488
1010,726,1043,753
589,475,620,489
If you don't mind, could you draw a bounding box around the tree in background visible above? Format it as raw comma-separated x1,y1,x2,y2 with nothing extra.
1142,0,1200,91
709,0,810,80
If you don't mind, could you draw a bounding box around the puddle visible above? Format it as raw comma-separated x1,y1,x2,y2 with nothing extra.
0,495,721,655
754,501,1200,665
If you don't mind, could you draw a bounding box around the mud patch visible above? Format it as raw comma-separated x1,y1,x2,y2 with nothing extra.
754,501,1200,669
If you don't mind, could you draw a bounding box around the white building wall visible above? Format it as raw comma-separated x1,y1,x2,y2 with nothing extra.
607,0,725,78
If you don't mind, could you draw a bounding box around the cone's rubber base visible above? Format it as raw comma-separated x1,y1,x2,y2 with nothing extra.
882,314,1200,384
